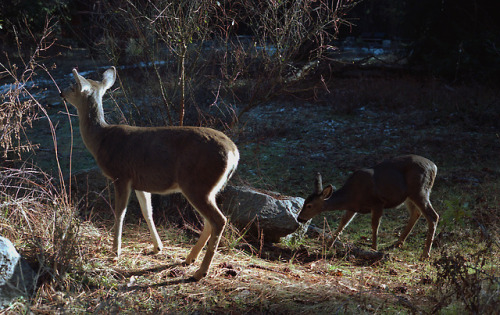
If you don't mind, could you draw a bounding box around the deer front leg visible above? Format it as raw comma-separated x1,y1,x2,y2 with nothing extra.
332,211,357,244
136,190,163,254
371,208,383,250
113,180,132,258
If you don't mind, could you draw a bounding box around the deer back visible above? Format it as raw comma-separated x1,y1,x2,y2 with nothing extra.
372,155,436,208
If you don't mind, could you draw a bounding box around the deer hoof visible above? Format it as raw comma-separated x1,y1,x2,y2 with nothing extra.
144,246,162,255
184,255,197,265
112,249,121,260
152,245,163,254
192,269,207,281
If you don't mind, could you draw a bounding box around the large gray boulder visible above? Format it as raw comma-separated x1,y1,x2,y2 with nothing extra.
221,186,310,243
0,237,35,309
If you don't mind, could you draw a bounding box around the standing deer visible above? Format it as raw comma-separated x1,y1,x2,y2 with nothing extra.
298,155,439,259
60,67,239,280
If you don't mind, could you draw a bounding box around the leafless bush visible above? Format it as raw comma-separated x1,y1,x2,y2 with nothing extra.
0,17,82,292
0,61,37,159
89,0,235,127
0,165,80,289
131,0,232,126
0,17,59,159
229,0,357,119
84,0,357,127
433,248,500,314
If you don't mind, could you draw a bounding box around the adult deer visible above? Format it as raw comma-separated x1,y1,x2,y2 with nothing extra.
61,67,239,280
298,155,439,259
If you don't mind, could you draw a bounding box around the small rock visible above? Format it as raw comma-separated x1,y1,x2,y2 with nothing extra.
0,237,36,309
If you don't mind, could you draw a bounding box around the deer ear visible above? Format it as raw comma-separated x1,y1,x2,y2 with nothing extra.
72,68,91,93
102,67,116,91
322,185,334,200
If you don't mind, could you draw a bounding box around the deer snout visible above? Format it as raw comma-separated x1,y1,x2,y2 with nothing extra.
297,217,307,224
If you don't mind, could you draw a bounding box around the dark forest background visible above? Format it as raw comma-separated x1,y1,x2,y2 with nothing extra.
2,0,500,82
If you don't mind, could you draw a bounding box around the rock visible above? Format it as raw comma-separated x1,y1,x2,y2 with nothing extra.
0,237,36,309
221,186,309,243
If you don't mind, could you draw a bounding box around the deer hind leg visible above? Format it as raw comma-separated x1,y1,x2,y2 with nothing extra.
393,199,422,248
186,195,227,281
409,195,439,260
371,208,384,250
113,180,132,258
185,219,212,265
135,190,162,254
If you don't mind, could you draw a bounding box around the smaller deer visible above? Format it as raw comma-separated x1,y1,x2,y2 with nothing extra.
61,67,239,280
298,155,439,259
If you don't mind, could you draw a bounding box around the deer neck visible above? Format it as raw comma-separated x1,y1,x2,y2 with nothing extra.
77,93,108,157
324,188,351,211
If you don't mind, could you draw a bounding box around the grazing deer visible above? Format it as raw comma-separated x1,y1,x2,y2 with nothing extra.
298,155,439,259
60,67,239,280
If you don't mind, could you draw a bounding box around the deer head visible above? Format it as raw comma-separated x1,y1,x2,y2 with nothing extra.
60,67,116,112
298,172,334,223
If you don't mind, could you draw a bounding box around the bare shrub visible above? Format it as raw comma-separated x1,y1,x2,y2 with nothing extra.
89,0,236,127
0,17,59,159
0,17,81,293
0,165,80,290
81,0,357,127
433,248,500,313
0,59,38,159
